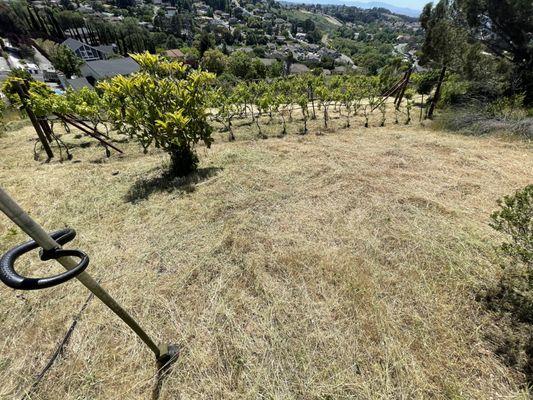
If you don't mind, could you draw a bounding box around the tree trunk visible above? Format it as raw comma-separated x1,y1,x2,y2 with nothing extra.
227,118,235,141
169,143,198,177
427,66,446,119
309,86,316,120
39,119,54,143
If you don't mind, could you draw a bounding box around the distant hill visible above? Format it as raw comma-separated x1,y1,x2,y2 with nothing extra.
280,0,421,18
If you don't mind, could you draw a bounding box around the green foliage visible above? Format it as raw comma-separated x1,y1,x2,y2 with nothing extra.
29,86,101,121
439,75,469,106
201,48,227,75
420,1,468,68
489,185,533,323
0,73,29,106
486,95,526,121
413,71,439,95
267,60,284,78
99,52,215,176
227,51,266,80
165,35,179,49
491,185,533,268
49,45,83,78
457,0,533,104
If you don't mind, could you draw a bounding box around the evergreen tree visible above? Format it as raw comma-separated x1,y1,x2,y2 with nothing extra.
456,0,533,104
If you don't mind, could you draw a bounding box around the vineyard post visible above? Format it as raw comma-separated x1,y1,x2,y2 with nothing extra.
393,69,409,105
395,68,412,110
14,81,54,160
39,118,54,143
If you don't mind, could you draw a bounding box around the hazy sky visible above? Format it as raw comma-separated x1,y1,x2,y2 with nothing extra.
379,0,428,8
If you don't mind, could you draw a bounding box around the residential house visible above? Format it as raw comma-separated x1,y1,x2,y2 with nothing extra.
80,57,139,84
335,53,354,66
33,46,59,82
3,42,57,82
258,58,276,67
289,63,309,75
165,49,185,60
62,38,114,62
64,77,93,90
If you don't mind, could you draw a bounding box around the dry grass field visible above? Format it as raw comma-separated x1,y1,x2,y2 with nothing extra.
0,115,532,399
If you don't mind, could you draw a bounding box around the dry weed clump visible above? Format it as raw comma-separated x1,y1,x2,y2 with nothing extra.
0,118,532,399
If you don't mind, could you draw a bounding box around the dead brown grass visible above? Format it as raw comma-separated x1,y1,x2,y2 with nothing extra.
0,114,532,399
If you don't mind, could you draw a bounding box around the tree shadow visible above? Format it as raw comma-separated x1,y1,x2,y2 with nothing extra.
125,167,222,203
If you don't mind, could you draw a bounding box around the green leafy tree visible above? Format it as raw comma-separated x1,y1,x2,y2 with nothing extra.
457,0,533,104
198,31,214,57
201,48,227,75
1,70,32,106
210,86,239,141
420,1,469,117
268,60,284,78
50,44,83,78
116,0,135,8
99,53,215,176
165,35,179,49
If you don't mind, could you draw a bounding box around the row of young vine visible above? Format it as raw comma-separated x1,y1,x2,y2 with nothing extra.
7,75,418,142
2,53,427,174
2,54,423,163
209,74,418,141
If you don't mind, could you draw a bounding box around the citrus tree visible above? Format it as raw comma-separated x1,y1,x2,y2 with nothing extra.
99,53,215,176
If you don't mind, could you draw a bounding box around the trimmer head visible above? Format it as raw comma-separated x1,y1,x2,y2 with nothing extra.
156,343,179,370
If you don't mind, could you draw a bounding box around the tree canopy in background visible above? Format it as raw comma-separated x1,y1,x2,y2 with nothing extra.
421,0,533,104
457,0,533,103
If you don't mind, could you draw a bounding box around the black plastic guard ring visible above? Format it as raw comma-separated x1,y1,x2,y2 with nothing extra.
0,229,89,290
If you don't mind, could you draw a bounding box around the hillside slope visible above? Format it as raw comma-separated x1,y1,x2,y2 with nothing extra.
0,124,531,399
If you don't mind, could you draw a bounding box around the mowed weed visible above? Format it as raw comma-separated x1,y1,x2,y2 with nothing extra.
0,114,532,399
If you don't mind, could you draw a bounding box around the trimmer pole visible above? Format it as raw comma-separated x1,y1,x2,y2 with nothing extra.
0,186,172,361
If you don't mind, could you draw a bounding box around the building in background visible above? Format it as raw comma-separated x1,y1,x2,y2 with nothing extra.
62,38,115,62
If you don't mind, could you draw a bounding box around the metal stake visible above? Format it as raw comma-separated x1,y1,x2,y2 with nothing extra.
0,186,162,358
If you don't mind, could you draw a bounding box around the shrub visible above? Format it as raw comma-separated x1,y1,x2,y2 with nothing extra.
99,52,215,177
490,185,533,321
439,75,469,106
491,185,533,267
486,94,526,120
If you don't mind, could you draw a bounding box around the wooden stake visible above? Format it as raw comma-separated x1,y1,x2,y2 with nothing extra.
395,68,412,110
56,114,123,154
15,82,54,160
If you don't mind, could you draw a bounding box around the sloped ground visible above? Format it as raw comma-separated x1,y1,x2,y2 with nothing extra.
0,121,532,399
